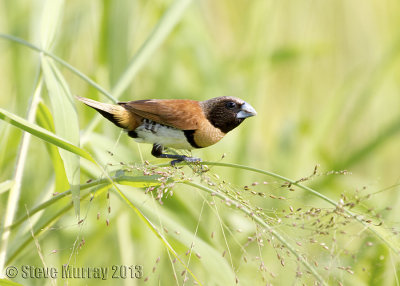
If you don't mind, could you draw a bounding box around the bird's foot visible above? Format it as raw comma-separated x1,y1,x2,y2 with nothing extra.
151,144,201,166
170,156,201,166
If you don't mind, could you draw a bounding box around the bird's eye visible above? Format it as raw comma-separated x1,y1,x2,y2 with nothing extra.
225,101,236,109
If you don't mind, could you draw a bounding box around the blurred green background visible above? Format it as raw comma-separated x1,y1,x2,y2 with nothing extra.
1,0,400,285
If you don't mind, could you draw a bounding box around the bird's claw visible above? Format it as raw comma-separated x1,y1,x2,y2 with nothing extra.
170,156,201,166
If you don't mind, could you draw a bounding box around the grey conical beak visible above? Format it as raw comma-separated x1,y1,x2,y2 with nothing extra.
237,102,257,119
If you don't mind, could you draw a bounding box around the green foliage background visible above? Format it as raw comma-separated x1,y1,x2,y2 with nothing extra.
1,0,400,285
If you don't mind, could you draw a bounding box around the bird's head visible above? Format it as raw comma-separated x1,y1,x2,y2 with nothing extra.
201,96,257,133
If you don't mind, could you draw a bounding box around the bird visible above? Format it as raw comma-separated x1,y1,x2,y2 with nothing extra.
77,96,257,165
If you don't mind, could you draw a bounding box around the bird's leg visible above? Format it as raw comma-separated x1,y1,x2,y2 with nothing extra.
151,144,201,166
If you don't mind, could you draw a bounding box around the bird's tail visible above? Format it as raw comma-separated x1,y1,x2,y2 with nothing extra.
76,96,135,130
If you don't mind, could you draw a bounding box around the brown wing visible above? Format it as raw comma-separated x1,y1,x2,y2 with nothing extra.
119,99,203,130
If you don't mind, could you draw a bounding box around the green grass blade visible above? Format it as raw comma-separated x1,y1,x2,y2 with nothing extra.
337,115,400,168
119,184,236,285
0,81,42,274
112,184,203,285
41,58,81,216
0,34,115,102
6,175,160,232
5,185,109,266
0,279,24,286
38,0,82,217
0,107,94,163
0,180,13,195
111,0,193,98
36,101,69,191
39,0,64,50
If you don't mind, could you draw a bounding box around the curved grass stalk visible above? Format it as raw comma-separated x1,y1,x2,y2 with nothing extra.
111,185,203,286
5,175,161,231
180,180,328,286
5,170,203,284
0,107,95,163
201,162,337,204
0,81,43,274
196,161,400,256
6,185,109,265
0,34,116,103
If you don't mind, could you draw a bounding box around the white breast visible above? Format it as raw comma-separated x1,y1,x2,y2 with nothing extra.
133,119,193,150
